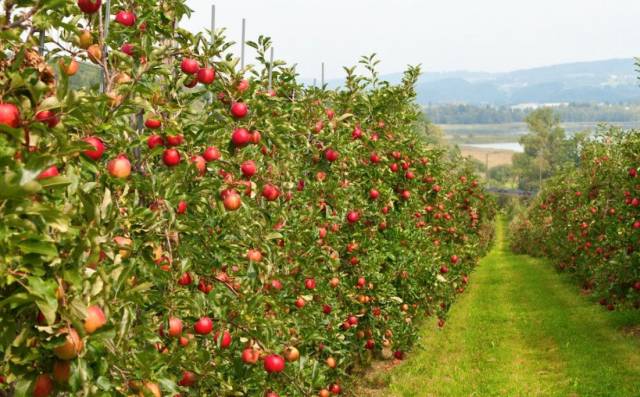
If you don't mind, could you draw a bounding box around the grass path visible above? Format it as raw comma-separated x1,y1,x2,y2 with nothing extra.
362,219,640,397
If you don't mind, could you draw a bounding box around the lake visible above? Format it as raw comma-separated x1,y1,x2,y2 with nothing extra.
463,142,524,152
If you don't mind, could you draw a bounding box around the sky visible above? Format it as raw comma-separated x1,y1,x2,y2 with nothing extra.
182,0,640,80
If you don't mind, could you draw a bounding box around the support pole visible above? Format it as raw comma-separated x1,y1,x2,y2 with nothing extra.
240,18,246,70
210,4,216,43
268,47,274,91
321,62,325,89
38,30,45,55
101,0,111,93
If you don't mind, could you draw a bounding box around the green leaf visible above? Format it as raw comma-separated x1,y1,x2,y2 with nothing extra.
25,277,59,325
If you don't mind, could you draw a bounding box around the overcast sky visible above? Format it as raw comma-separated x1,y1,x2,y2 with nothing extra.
182,0,640,79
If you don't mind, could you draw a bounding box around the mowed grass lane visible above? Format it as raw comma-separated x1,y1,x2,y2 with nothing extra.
361,219,640,397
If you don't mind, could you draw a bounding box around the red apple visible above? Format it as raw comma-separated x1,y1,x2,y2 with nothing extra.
213,330,232,348
181,58,200,75
203,146,221,161
231,102,248,118
237,79,250,92
52,360,71,383
194,317,213,335
107,155,131,178
346,211,360,224
304,278,316,290
177,200,187,214
168,317,183,337
115,10,136,26
32,374,54,397
231,128,251,147
241,160,257,178
222,189,242,211
178,370,197,387
197,67,215,84
77,0,101,14
329,383,342,395
166,135,183,147
162,148,181,166
369,189,379,200
262,184,280,201
178,272,192,286
37,166,59,180
325,149,339,162
242,347,260,364
120,43,134,56
53,328,83,360
147,135,164,149
263,354,285,373
84,305,107,334
83,136,105,160
35,110,59,128
145,118,161,129
247,249,262,262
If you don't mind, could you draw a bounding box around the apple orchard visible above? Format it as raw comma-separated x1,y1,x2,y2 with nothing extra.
0,1,495,396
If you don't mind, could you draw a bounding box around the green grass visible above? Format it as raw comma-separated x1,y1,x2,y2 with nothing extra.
370,218,640,397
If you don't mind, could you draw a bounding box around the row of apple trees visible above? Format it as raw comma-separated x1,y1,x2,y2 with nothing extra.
511,126,640,310
0,1,495,396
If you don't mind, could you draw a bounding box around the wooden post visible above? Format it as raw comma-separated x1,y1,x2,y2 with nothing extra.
268,47,274,91
240,18,246,70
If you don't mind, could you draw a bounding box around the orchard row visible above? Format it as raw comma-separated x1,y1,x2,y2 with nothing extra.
0,1,494,396
511,127,640,310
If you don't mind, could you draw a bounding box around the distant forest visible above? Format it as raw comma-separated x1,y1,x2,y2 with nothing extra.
425,103,640,124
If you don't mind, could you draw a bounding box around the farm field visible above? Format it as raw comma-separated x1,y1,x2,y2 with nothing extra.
357,219,640,397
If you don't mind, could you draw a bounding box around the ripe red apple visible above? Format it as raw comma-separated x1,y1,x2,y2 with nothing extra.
77,0,101,14
231,102,248,118
33,374,54,397
329,383,342,395
35,110,59,128
178,272,192,286
247,249,262,262
294,297,306,308
271,279,283,290
197,67,215,84
82,136,105,160
145,118,161,129
629,168,638,178
121,43,134,56
370,153,380,163
346,211,360,224
190,155,206,175
329,277,340,288
53,328,83,360
213,330,232,348
389,163,399,172
84,305,107,334
177,200,187,214
181,58,200,75
178,370,197,387
221,189,242,211
52,360,71,383
241,160,257,178
323,304,332,314
194,317,213,335
231,128,251,147
162,148,180,166
369,189,379,200
365,339,375,350
237,79,250,92
450,255,459,264
115,10,136,26
352,126,363,139
203,146,221,161
250,130,261,144
165,135,183,147
242,347,260,364
304,278,316,290
263,354,285,373
325,149,339,162
37,165,59,180
107,155,131,178
147,135,164,149
440,265,449,274
262,184,280,201
168,317,183,337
